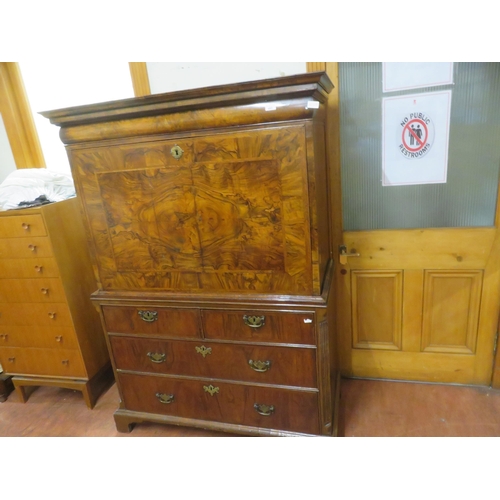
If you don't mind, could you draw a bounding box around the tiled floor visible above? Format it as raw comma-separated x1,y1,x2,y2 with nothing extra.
1,377,500,437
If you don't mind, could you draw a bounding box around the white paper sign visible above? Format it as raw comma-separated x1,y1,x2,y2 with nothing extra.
382,90,452,186
383,63,454,93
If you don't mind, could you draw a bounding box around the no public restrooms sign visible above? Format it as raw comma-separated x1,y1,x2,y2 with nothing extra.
382,91,452,186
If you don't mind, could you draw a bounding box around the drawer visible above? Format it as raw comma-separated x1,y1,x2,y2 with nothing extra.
0,303,74,327
0,347,86,378
110,336,317,388
0,214,47,238
0,258,60,279
0,278,67,303
0,236,54,259
118,372,320,435
102,306,202,338
0,325,78,349
202,310,315,345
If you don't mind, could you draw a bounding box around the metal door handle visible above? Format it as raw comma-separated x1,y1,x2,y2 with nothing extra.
339,245,360,265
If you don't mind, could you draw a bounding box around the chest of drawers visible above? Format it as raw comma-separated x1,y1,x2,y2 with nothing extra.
42,73,339,436
0,197,111,408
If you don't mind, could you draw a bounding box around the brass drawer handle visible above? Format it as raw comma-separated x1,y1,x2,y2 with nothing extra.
35,265,43,273
243,315,265,328
28,244,37,252
254,403,275,416
195,345,212,358
147,352,166,363
41,288,49,295
138,310,158,322
156,393,174,404
48,312,56,319
203,385,219,396
55,335,62,342
22,223,30,231
248,359,271,372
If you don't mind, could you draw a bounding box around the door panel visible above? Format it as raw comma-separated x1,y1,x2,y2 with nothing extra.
338,227,500,384
421,270,482,354
351,270,402,350
334,62,500,385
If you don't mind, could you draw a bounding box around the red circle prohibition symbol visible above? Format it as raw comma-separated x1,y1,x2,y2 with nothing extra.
402,118,428,152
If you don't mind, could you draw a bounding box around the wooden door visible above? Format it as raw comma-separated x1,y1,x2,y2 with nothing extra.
327,62,500,385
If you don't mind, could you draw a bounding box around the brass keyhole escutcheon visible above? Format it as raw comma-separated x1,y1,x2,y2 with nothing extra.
195,345,212,358
203,385,219,396
171,145,184,160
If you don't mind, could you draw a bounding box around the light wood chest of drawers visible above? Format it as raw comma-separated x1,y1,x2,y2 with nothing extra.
0,197,111,408
42,73,339,436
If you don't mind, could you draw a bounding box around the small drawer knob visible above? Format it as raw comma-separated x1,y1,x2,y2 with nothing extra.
22,223,30,231
8,357,15,362
40,288,49,295
48,312,57,319
55,335,62,342
61,359,69,365
28,244,37,252
34,265,43,273
0,334,8,341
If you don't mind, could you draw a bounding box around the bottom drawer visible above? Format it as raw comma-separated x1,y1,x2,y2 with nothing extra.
0,347,86,378
118,372,320,435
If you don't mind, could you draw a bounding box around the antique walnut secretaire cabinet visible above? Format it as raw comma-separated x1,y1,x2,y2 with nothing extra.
42,72,339,436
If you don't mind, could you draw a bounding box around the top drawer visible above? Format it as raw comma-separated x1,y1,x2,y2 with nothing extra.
202,310,316,345
0,214,47,238
102,306,202,339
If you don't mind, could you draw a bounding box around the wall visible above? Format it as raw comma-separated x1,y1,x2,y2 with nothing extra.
147,62,308,94
0,113,17,184
18,62,134,175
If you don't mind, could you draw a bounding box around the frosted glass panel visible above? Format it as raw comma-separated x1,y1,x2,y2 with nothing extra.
339,62,500,230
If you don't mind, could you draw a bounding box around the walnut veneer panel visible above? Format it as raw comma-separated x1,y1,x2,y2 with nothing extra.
70,126,312,295
202,310,316,345
110,336,317,388
118,372,320,435
102,306,202,338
